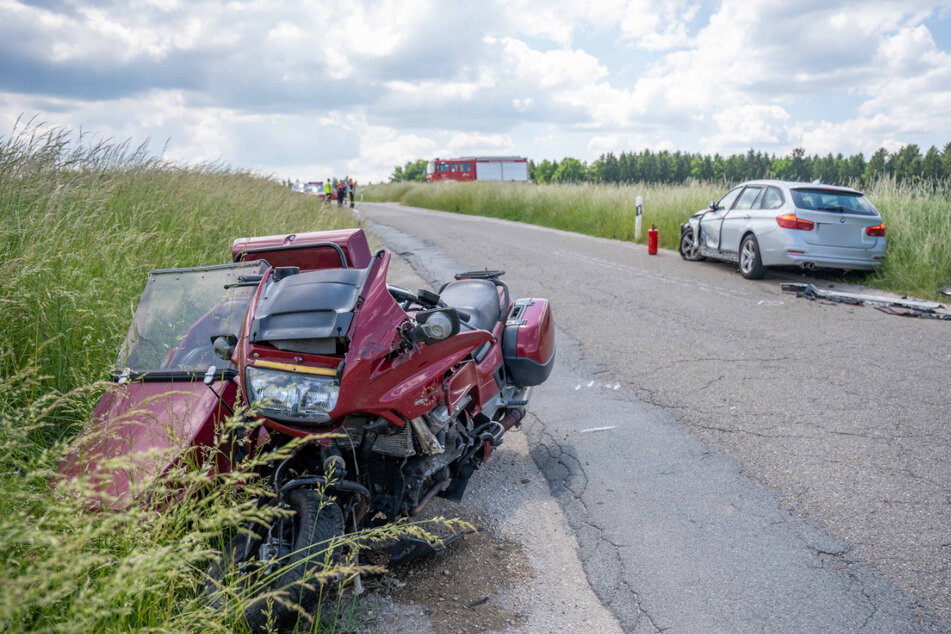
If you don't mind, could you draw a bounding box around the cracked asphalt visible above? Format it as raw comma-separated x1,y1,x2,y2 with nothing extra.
356,201,950,633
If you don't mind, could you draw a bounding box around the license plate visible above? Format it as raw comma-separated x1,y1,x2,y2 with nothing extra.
817,223,863,247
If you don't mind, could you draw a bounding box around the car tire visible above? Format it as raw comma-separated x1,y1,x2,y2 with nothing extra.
679,226,704,261
739,234,766,279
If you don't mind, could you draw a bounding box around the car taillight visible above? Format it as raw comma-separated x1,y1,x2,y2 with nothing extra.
866,223,886,237
776,214,814,231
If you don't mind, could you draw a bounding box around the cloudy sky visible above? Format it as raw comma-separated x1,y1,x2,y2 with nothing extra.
3,0,951,182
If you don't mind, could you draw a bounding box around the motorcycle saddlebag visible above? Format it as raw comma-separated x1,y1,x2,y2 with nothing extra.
502,298,555,387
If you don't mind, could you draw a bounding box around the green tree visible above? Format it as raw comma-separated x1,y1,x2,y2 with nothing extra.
689,155,705,180
942,142,951,179
535,159,556,183
403,159,428,182
922,146,942,181
390,160,428,182
864,148,889,183
813,153,837,183
771,156,792,180
891,144,921,182
846,153,866,184
552,157,586,183
711,154,725,181
788,148,809,182
724,155,745,182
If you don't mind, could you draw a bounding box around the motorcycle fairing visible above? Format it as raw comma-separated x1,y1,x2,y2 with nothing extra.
239,251,494,430
58,380,236,506
336,251,494,422
61,261,265,505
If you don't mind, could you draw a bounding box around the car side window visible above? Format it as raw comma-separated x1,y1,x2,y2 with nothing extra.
734,187,763,211
717,187,744,211
761,186,784,210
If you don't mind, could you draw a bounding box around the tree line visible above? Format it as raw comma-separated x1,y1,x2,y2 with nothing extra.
390,143,951,186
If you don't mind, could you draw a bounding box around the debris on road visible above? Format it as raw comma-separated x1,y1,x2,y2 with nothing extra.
782,283,951,320
579,426,618,433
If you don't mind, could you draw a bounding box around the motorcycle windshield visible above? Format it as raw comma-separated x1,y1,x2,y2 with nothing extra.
115,260,268,380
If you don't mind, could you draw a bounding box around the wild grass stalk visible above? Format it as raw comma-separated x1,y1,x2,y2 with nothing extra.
0,120,356,442
364,180,951,300
0,362,463,632
1,121,453,632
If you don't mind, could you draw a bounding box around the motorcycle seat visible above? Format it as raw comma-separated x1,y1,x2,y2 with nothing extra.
439,279,501,332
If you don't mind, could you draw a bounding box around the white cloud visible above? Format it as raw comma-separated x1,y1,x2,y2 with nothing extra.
491,37,608,89
3,0,951,183
446,132,514,154
499,0,699,50
702,105,792,152
587,133,677,154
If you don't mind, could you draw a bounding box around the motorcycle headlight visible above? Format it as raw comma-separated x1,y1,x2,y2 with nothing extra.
245,365,339,424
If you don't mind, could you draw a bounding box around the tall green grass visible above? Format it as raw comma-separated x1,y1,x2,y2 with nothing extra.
0,363,462,633
0,122,461,632
363,180,951,300
0,123,355,427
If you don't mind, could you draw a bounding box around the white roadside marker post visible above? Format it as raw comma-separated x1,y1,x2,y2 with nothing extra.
635,195,643,241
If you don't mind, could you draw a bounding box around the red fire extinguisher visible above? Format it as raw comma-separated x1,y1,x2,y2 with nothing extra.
648,224,658,255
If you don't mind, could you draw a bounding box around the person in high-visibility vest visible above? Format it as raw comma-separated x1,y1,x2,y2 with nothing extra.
336,179,346,206
323,179,331,202
348,178,356,208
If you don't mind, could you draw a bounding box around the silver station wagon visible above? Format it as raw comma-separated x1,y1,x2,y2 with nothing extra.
679,180,886,279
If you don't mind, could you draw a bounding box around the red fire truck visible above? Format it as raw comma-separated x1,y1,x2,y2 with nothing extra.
426,156,530,183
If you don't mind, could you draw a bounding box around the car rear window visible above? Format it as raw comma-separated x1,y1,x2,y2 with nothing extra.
790,188,878,216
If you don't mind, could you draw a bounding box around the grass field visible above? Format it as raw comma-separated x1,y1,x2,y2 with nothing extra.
0,125,398,633
363,180,951,301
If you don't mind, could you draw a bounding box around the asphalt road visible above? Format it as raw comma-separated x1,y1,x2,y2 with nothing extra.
356,201,951,633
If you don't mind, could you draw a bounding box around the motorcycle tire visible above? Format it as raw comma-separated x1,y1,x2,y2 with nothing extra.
203,489,345,633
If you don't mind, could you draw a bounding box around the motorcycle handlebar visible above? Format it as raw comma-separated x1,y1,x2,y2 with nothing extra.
387,285,471,323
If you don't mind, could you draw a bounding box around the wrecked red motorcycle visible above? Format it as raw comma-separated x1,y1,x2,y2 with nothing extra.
60,228,555,629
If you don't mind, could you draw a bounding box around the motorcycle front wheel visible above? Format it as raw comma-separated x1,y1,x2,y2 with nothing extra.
204,489,345,633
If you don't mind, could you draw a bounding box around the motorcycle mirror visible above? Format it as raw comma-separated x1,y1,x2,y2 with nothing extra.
211,333,238,361
412,308,460,345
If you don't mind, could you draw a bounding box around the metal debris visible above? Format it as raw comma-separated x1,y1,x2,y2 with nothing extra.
782,283,951,321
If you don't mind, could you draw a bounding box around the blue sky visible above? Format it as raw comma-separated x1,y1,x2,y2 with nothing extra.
2,0,950,182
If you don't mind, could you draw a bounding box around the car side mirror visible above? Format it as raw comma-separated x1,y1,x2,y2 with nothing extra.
412,308,460,345
709,201,718,211
211,334,238,361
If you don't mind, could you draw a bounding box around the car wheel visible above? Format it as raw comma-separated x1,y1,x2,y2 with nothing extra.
739,234,765,279
679,226,704,261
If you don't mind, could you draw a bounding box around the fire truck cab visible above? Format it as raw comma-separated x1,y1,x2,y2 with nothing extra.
426,156,529,183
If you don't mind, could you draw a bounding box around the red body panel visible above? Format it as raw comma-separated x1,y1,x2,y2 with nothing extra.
232,228,372,270
59,380,234,505
236,251,494,434
512,298,555,365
